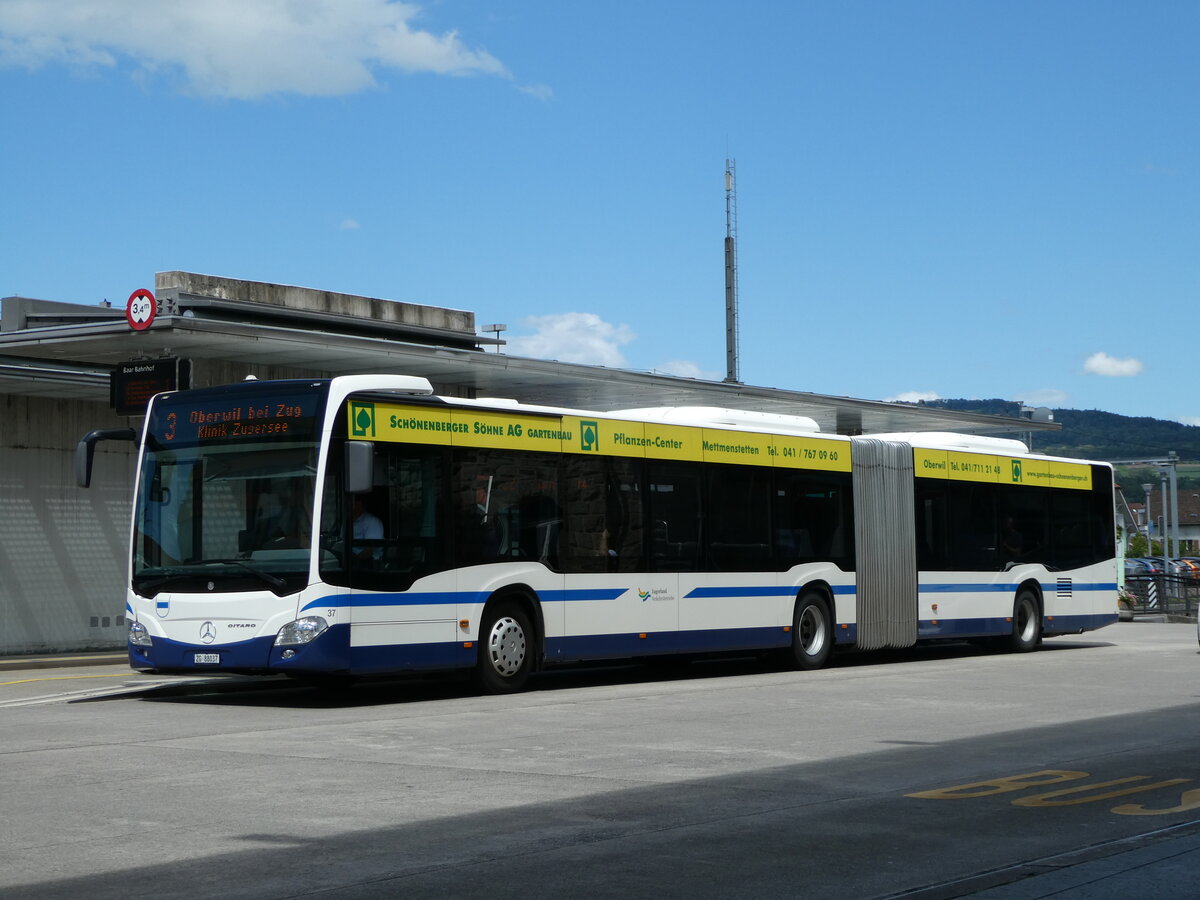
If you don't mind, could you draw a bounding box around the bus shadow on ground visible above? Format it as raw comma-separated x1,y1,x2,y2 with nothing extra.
89,636,1114,710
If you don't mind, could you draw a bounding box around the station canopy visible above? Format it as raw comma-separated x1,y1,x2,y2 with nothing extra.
0,276,1055,438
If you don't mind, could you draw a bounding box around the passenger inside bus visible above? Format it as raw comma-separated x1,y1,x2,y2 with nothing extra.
352,495,384,561
1000,516,1023,563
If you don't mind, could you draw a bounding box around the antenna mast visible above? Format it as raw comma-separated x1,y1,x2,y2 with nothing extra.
723,158,741,383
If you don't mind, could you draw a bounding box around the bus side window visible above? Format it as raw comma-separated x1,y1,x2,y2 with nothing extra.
707,464,771,572
647,462,700,572
948,483,998,571
380,450,443,575
562,455,645,573
773,471,852,570
452,448,559,569
914,479,950,570
997,486,1047,568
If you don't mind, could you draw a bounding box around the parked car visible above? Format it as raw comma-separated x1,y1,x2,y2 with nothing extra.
1125,558,1154,577
1127,557,1163,575
1170,559,1200,578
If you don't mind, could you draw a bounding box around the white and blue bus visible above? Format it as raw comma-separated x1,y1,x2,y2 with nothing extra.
78,374,1118,692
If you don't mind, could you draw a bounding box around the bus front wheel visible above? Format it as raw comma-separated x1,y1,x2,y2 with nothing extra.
791,592,833,670
1007,588,1042,653
476,601,535,693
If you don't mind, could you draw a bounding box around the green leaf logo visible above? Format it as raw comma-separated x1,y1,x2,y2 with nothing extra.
580,420,599,452
350,402,376,437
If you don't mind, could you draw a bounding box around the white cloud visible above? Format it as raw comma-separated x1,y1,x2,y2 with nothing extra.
0,0,507,98
1179,416,1200,427
517,82,553,102
339,218,361,230
1083,351,1143,377
884,391,941,404
505,313,635,367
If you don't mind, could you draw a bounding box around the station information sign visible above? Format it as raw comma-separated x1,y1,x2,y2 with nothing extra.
111,358,190,417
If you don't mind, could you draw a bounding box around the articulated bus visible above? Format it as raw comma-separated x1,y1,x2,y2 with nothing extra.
78,374,1118,692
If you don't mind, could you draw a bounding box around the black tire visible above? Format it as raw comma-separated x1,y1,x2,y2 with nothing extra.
1007,588,1042,652
475,601,535,693
790,591,833,670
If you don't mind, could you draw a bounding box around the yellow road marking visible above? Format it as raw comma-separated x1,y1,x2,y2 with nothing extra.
0,673,132,686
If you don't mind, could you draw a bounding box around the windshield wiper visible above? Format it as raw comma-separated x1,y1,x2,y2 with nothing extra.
135,572,195,594
211,559,289,591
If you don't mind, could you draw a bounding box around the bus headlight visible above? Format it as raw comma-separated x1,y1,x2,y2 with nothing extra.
275,616,329,647
129,621,152,647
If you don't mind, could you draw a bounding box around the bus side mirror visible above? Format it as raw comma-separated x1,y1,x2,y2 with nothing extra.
75,428,136,488
346,440,374,494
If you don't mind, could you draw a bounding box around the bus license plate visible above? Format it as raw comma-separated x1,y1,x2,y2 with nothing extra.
194,653,220,664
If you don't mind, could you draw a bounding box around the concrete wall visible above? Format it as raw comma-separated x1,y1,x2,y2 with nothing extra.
156,271,476,334
0,395,135,654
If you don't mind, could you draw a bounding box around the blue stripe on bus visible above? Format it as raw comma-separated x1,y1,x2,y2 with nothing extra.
302,587,628,613
918,582,1118,594
541,589,629,603
684,584,857,599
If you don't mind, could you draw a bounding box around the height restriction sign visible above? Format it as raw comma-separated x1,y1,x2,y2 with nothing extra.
126,288,157,331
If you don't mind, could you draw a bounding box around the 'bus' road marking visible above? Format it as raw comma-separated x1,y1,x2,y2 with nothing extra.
907,770,1200,817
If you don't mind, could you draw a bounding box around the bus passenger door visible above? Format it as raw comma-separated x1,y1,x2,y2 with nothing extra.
637,461,700,645
559,455,673,660
681,464,777,643
347,442,458,667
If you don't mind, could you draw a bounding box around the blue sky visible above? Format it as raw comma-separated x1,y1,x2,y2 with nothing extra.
1,1,1196,423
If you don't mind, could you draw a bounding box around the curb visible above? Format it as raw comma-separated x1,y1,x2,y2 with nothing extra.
0,652,127,672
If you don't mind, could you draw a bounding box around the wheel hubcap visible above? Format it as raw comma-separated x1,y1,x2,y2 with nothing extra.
487,616,527,677
799,606,826,656
1017,598,1037,642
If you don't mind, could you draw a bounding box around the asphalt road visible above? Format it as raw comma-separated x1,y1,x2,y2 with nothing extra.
1,622,1198,899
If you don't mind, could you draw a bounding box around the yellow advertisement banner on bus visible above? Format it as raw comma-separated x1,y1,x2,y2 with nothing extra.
768,434,850,472
914,448,1091,490
700,428,772,466
352,402,851,472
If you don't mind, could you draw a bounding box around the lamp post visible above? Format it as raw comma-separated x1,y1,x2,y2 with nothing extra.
480,323,507,353
1159,468,1171,574
1142,483,1155,556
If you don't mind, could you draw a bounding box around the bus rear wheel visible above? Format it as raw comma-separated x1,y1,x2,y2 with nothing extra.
791,591,833,670
1006,588,1041,653
475,601,535,693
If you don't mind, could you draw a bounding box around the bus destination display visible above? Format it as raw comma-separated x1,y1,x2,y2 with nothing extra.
149,394,320,444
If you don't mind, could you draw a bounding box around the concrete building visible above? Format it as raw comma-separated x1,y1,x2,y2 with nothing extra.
0,272,1055,654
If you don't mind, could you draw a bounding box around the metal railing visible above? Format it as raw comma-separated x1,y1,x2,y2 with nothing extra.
1122,575,1200,617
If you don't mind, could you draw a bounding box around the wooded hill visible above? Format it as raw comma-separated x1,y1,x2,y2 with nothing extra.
919,399,1200,463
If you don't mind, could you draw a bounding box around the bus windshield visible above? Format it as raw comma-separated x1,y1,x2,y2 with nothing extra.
131,383,327,597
